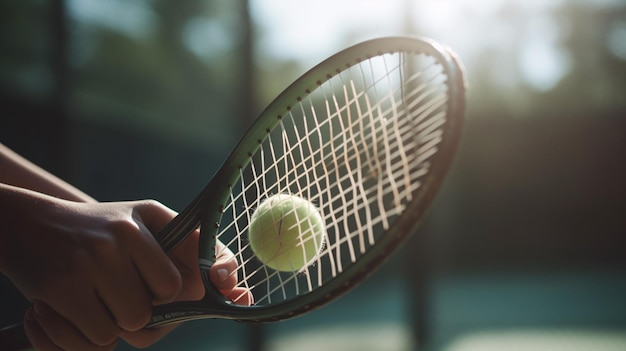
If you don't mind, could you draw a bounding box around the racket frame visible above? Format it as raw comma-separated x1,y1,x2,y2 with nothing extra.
150,36,466,326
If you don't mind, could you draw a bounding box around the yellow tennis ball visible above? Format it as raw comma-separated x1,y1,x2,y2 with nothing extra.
248,194,325,272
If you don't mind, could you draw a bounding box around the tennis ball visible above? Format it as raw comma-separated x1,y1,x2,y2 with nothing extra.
248,194,325,272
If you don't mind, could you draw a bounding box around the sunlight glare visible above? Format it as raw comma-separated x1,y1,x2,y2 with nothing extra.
251,0,404,65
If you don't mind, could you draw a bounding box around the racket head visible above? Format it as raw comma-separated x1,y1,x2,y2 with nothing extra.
153,36,466,325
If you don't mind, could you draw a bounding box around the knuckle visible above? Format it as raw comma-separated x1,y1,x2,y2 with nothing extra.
137,199,163,214
126,337,156,349
78,231,118,261
164,273,183,298
101,218,145,250
99,340,119,351
142,199,160,208
188,283,206,301
108,218,141,238
155,270,183,302
88,325,119,347
118,306,152,332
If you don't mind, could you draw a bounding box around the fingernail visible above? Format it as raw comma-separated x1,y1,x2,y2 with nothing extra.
217,268,229,281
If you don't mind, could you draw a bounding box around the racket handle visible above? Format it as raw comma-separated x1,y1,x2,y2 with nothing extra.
0,323,32,350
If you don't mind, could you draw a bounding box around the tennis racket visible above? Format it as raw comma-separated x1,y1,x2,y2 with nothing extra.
2,36,466,347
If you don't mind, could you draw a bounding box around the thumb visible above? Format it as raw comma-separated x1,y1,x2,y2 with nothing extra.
132,200,177,235
170,230,204,301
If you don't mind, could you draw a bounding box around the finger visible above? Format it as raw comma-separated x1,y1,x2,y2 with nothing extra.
216,240,235,262
24,308,63,351
170,229,204,301
132,219,182,304
51,290,120,346
119,324,179,349
96,263,153,332
223,287,254,306
209,252,239,291
209,241,241,291
133,200,176,233
170,228,201,274
131,202,183,303
29,302,118,351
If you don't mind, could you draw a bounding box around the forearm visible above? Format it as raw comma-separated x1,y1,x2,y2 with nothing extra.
0,183,57,276
0,143,96,203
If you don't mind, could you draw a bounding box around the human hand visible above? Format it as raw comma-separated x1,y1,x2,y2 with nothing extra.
21,230,253,350
118,222,254,348
0,187,251,350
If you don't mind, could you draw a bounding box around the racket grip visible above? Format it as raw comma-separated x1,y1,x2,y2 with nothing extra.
0,323,32,350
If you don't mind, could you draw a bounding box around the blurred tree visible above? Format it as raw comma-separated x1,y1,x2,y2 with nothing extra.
465,1,626,119
68,0,249,148
0,1,53,101
536,3,626,116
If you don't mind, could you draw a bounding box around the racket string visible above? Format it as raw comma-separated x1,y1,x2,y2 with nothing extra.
217,51,451,305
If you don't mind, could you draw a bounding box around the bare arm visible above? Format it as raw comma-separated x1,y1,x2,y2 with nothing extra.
0,144,251,350
0,143,96,203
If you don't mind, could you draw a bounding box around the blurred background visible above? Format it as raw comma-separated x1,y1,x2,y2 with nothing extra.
1,0,625,350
